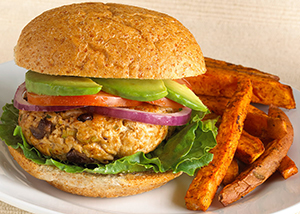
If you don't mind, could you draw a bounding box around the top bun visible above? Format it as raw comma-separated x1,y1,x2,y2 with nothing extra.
14,2,206,79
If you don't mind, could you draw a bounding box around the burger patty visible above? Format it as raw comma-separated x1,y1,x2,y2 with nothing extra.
18,104,170,164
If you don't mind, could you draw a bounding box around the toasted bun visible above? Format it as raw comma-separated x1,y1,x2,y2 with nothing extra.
14,2,206,79
8,147,182,197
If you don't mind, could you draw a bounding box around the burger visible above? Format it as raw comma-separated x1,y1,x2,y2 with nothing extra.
0,2,217,198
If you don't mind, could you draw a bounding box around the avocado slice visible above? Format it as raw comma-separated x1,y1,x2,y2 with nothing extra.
163,79,208,112
25,71,102,96
92,78,168,101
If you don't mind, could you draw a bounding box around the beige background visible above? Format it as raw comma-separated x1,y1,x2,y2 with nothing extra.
0,0,300,213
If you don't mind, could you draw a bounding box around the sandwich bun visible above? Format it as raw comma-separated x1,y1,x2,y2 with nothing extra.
10,2,206,197
14,2,206,79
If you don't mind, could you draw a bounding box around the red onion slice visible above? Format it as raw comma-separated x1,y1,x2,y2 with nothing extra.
87,106,192,126
14,82,82,112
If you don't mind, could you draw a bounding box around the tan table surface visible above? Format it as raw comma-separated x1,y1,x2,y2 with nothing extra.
0,1,300,213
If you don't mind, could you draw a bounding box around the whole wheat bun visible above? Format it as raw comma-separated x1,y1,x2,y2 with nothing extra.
8,147,182,197
14,2,206,79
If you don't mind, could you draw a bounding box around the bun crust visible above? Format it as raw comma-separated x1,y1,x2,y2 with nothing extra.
14,2,206,79
8,147,182,197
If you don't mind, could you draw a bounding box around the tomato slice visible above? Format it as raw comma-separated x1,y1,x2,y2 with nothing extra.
27,91,184,109
173,78,192,90
146,97,184,109
27,91,143,107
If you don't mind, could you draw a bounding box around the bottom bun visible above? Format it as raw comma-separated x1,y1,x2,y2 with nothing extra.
8,147,182,197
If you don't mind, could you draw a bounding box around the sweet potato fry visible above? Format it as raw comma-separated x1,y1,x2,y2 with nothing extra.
185,80,252,211
197,95,229,116
188,71,238,100
218,106,294,206
277,155,298,179
198,95,268,138
267,116,288,141
243,106,268,138
204,57,280,81
222,158,239,186
235,131,265,164
187,57,296,109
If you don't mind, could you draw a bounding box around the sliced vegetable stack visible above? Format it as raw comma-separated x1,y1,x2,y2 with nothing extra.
15,70,209,126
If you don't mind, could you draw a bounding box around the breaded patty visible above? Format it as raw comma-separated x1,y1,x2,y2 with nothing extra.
18,104,170,164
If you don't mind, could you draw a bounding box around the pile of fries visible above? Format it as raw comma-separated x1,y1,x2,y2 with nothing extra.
184,58,298,211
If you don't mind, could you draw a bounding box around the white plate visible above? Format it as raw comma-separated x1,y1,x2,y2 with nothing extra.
0,61,299,214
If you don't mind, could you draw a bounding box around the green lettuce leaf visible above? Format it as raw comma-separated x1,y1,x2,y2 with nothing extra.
0,102,218,176
0,102,20,149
